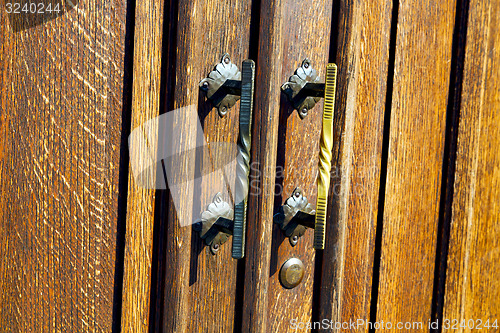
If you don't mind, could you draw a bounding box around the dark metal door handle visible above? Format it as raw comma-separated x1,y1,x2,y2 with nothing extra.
232,59,255,259
195,55,255,258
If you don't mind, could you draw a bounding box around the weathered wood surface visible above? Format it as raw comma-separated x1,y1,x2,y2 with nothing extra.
375,0,456,329
121,0,165,332
266,0,333,331
161,0,252,332
239,0,284,331
0,1,127,331
443,0,500,327
318,0,392,330
2,0,499,332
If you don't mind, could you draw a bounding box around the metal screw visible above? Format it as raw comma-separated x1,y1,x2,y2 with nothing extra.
301,108,308,115
304,62,309,69
224,56,230,64
295,191,301,198
211,243,220,254
292,235,298,242
202,81,209,88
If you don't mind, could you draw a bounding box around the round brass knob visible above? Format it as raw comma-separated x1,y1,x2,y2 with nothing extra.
279,258,305,289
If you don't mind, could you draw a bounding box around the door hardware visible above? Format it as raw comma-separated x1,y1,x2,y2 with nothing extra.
275,63,337,249
194,193,234,255
199,53,243,117
281,58,330,119
274,187,315,246
279,257,305,289
195,58,255,258
314,63,337,250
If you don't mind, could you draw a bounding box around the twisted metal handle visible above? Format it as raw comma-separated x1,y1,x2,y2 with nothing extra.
232,59,255,259
314,63,337,250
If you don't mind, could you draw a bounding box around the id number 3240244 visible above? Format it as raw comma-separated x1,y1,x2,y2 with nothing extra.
5,2,62,14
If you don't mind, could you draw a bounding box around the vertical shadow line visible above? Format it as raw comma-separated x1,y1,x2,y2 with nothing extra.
369,0,399,331
149,0,179,331
431,0,470,331
112,0,137,331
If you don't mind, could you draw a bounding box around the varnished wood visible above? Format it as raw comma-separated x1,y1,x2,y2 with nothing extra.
0,1,127,331
121,0,165,332
443,0,500,326
376,0,456,328
161,0,252,332
2,1,499,331
241,0,284,331
319,0,392,328
263,0,333,331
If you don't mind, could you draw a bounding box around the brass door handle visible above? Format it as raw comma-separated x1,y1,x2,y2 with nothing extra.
195,55,255,258
275,60,338,249
314,63,337,249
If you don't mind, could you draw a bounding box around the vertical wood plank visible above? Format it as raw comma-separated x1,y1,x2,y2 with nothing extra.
161,1,252,332
266,0,333,330
0,1,127,331
240,0,284,331
121,0,165,332
443,0,500,327
318,0,393,329
375,0,456,329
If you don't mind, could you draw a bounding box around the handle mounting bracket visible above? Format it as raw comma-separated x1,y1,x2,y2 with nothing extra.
194,193,234,255
274,187,316,246
199,54,242,117
281,58,325,118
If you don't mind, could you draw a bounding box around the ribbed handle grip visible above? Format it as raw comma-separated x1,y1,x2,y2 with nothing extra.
314,63,337,250
232,59,255,259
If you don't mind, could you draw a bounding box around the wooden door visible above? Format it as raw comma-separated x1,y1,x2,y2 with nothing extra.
1,0,499,332
0,0,130,331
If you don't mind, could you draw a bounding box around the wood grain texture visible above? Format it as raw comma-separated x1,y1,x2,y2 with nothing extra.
267,0,333,331
318,0,392,329
121,0,165,332
443,0,500,327
376,0,456,329
240,0,284,331
0,1,127,331
161,0,252,332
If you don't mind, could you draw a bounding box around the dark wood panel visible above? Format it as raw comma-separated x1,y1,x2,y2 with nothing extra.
443,0,500,326
375,0,456,329
0,1,127,331
121,0,165,332
161,0,252,332
319,0,392,328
